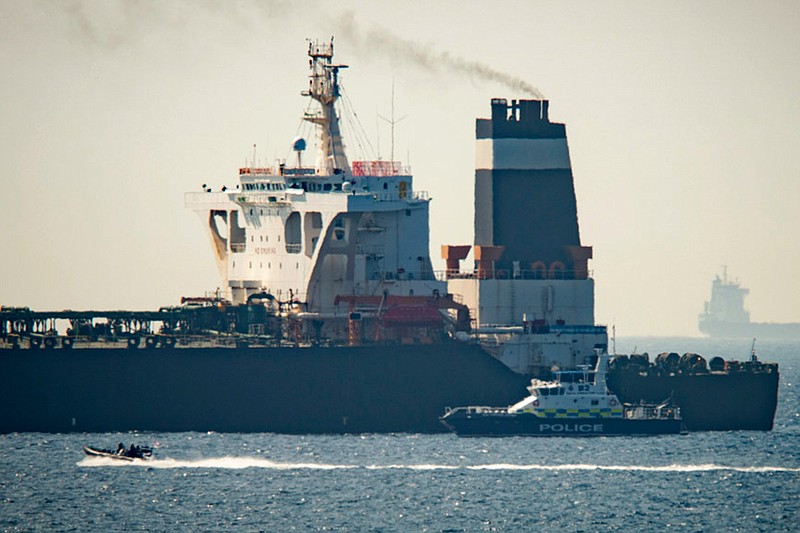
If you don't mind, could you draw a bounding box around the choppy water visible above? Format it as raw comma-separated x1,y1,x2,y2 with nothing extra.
2,337,798,531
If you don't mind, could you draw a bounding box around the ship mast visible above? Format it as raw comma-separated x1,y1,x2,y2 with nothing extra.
303,38,350,176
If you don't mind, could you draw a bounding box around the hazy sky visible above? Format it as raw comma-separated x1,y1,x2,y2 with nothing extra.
1,0,798,336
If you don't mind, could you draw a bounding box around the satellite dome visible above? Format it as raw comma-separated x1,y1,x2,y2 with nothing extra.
292,137,307,152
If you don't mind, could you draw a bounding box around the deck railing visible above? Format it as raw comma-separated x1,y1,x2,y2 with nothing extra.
441,268,593,281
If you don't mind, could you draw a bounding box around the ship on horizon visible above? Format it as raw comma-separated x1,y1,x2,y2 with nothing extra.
699,267,800,339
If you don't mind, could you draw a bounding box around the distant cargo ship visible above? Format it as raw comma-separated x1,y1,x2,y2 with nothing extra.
699,268,800,339
0,40,779,434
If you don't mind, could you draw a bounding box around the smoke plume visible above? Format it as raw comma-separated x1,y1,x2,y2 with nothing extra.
336,12,544,99
57,1,544,98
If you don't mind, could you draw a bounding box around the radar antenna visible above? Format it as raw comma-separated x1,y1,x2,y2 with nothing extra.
378,80,407,175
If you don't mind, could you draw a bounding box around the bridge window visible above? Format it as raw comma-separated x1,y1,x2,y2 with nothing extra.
229,210,246,253
285,212,301,254
304,212,323,258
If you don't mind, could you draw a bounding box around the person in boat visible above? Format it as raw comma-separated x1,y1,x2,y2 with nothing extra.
128,444,137,457
116,442,125,455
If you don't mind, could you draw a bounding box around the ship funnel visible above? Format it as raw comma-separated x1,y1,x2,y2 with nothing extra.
475,98,590,279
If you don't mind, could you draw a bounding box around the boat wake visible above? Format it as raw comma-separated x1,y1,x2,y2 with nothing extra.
77,456,800,473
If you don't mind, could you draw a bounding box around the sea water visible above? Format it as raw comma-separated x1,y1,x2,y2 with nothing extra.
1,337,798,532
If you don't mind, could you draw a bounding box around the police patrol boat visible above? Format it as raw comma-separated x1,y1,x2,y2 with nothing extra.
440,351,685,437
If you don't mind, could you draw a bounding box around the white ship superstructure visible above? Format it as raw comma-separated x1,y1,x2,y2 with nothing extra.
447,274,605,373
186,40,606,372
186,40,443,319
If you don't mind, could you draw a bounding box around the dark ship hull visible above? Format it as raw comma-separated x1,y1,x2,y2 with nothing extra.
0,342,528,434
0,342,778,433
606,367,779,431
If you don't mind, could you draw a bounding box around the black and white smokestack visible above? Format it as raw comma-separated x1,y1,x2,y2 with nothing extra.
474,99,589,277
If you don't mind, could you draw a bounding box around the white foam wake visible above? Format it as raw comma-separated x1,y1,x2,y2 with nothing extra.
77,456,800,473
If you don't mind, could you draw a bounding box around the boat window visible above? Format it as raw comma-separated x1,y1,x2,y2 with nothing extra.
591,400,598,406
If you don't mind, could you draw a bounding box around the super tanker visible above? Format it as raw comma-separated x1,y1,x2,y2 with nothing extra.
0,40,778,433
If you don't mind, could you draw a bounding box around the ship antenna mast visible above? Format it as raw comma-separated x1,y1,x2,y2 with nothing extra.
611,324,616,355
302,37,350,176
379,80,407,174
